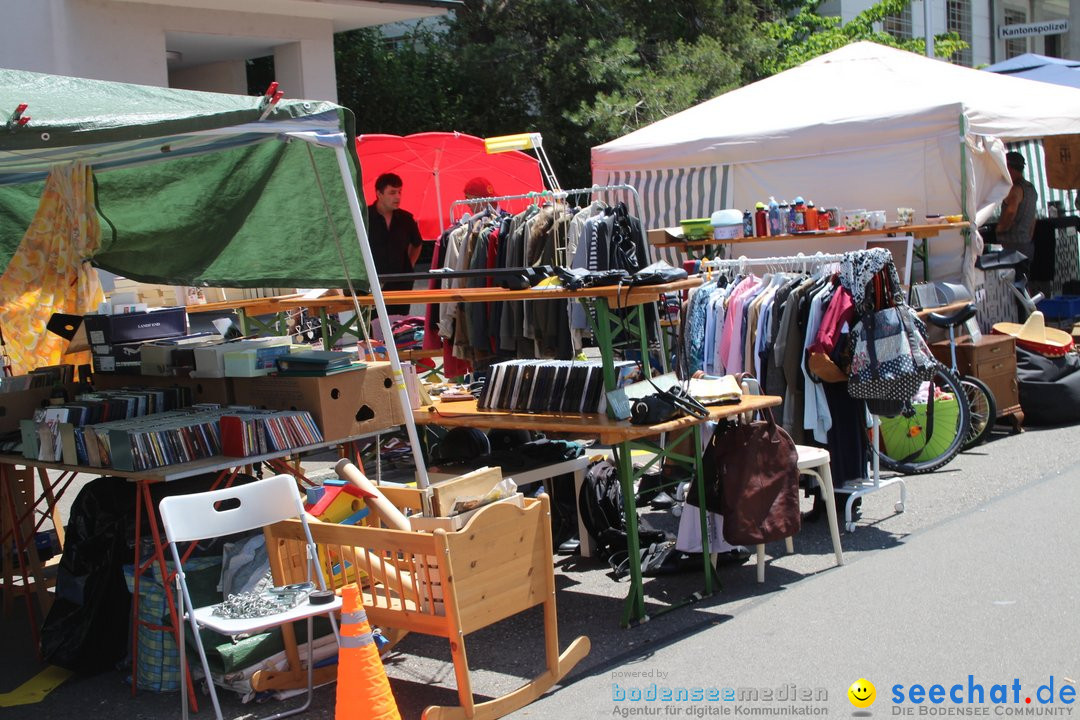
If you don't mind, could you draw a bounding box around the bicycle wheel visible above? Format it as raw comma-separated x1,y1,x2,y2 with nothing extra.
871,364,971,474
961,376,997,449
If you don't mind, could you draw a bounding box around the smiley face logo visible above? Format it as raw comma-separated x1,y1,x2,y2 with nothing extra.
848,678,876,708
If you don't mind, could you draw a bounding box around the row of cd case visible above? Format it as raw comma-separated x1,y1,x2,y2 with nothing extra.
477,360,636,415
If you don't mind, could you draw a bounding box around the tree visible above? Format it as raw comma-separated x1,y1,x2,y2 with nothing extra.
334,0,967,189
761,0,967,75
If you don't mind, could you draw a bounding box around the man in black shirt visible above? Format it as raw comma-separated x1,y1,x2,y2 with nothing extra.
367,172,422,314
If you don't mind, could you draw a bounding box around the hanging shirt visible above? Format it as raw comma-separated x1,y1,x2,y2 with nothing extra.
802,283,834,443
718,275,760,375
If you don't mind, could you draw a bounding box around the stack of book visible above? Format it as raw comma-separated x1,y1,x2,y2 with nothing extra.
275,351,363,377
101,409,226,471
20,386,196,464
220,410,323,457
0,364,76,393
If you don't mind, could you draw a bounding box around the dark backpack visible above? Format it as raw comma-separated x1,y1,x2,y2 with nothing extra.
577,459,665,559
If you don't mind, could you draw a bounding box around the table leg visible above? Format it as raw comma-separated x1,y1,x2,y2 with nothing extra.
615,442,646,627
691,425,718,594
130,468,234,707
2,467,48,655
911,235,931,282
134,480,199,709
36,468,71,550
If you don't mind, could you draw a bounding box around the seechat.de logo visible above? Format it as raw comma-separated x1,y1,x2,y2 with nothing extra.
849,678,877,708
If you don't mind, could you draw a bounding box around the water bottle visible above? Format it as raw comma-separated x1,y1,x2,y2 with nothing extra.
755,202,768,237
778,201,791,235
792,196,806,232
768,197,780,236
742,210,753,238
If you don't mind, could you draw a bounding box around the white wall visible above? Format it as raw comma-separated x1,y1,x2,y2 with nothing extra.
0,0,339,100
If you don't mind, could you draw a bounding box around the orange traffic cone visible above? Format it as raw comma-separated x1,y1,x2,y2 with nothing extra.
335,584,401,720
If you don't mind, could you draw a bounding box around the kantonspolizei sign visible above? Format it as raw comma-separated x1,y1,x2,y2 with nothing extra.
998,19,1069,39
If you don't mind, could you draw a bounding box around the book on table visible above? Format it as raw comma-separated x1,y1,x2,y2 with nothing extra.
275,351,357,373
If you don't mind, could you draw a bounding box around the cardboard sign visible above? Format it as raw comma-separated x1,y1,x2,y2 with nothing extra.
1043,134,1080,190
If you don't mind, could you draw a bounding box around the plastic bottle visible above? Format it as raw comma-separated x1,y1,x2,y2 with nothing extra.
742,210,753,238
778,200,791,235
818,207,831,230
768,197,780,236
805,201,818,232
792,196,806,232
755,202,768,237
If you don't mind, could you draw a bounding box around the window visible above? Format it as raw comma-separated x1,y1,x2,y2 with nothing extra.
883,6,913,40
947,0,973,66
1044,32,1061,58
1004,8,1027,59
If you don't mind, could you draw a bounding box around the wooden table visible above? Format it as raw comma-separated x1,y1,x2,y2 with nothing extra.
650,222,969,281
414,393,781,626
190,279,699,364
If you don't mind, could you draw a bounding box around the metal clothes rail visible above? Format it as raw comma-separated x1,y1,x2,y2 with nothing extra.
695,249,905,529
447,183,653,263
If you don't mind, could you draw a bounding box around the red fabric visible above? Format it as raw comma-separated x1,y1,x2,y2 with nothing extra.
810,282,855,355
357,133,544,240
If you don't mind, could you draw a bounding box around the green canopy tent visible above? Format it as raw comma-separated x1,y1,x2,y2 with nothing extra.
0,68,429,486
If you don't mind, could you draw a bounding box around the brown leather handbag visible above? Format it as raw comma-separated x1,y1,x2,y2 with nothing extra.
688,408,801,546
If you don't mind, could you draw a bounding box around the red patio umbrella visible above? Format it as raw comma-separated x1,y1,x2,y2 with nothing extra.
356,131,545,240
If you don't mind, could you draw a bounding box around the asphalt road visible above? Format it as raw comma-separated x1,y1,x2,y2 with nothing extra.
3,419,1078,720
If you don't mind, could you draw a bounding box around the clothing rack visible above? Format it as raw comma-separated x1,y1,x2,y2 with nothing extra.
444,182,668,378
448,183,652,264
695,248,904,529
698,251,847,270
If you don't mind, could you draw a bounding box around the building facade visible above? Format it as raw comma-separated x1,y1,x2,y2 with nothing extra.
819,0,1074,66
0,0,456,100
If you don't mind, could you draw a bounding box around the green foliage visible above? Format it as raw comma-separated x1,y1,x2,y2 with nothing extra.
762,0,968,74
333,0,968,188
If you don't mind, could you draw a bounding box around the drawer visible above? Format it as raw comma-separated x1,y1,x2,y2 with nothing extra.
955,335,1015,366
973,356,1015,379
980,372,1019,412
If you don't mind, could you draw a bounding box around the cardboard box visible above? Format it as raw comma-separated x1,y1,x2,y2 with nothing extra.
0,387,58,433
647,227,685,245
230,362,403,440
83,307,188,346
193,337,293,379
140,334,223,376
91,373,234,405
92,342,143,375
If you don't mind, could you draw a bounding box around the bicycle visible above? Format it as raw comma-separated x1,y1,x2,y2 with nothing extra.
922,302,997,449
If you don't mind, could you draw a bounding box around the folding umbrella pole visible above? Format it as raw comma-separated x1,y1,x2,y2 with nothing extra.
434,168,444,233
333,145,431,489
433,147,444,232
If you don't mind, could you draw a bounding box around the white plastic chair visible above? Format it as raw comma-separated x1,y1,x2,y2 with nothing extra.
737,378,844,582
159,474,342,720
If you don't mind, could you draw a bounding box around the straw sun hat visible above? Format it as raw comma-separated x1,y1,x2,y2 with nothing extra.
992,311,1075,357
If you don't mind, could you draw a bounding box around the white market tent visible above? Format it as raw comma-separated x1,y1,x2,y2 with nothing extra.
592,41,1080,285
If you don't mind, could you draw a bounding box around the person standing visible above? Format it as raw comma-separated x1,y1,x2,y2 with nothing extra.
996,151,1038,265
368,172,422,315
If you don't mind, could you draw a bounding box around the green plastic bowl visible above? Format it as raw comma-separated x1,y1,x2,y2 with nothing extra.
680,218,713,240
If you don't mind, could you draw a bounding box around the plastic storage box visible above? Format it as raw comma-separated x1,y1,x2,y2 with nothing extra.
1037,296,1080,319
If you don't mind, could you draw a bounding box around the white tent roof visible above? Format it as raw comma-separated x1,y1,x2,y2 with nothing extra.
593,41,1080,172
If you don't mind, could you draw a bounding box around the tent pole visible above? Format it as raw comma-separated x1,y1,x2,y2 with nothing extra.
333,145,431,490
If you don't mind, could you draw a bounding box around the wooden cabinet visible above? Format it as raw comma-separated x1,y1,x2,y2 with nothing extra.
931,334,1024,430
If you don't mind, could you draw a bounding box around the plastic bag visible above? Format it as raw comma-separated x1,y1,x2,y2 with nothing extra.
450,477,517,515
